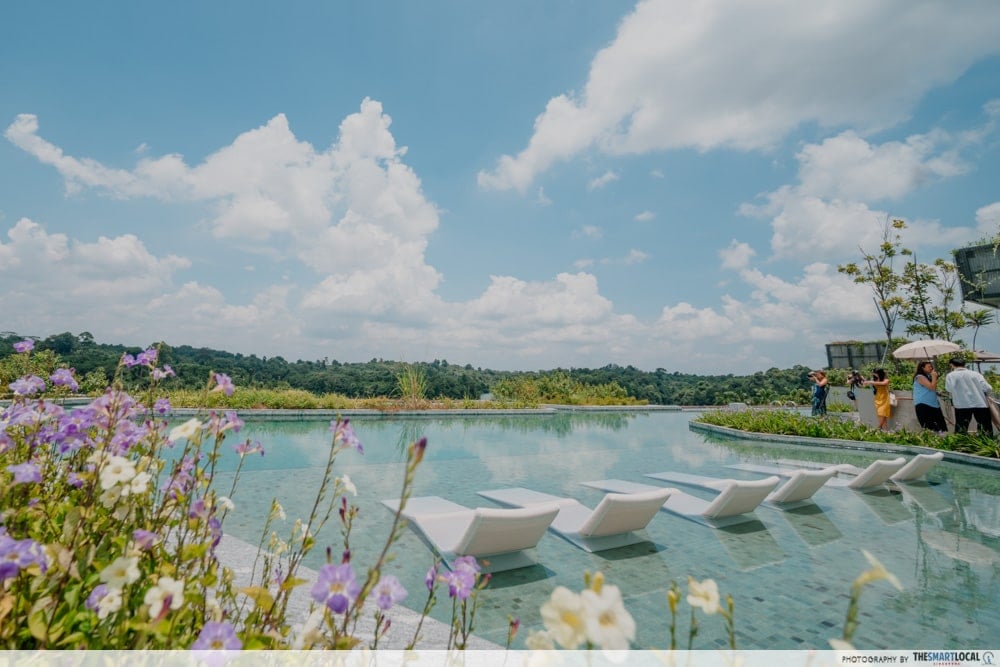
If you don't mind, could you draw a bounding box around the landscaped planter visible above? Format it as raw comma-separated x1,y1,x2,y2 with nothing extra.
954,243,1000,308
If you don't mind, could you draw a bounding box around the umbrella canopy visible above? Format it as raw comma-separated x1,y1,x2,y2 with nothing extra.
892,339,961,360
970,350,1000,363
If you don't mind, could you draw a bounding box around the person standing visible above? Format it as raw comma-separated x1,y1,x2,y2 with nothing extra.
862,368,891,430
809,370,829,416
912,361,947,432
944,357,994,435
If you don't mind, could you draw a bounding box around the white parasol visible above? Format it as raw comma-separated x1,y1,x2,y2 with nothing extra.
891,339,961,360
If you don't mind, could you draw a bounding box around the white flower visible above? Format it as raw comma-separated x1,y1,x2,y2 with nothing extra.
96,588,122,620
687,577,721,614
540,586,587,649
269,500,286,521
524,630,556,650
99,485,122,509
856,550,903,591
99,556,140,589
168,418,203,443
580,583,635,650
99,455,136,490
144,576,185,619
127,471,151,495
829,638,856,651
338,474,357,496
217,495,235,512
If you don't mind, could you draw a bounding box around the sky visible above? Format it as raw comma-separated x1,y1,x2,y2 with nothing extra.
1,0,999,374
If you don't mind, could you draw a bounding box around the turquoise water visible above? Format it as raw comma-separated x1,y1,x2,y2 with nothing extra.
210,411,1000,650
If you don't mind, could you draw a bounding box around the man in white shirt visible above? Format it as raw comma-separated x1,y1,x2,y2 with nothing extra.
944,357,994,435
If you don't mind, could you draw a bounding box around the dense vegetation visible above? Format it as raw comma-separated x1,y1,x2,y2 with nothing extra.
696,409,1000,458
0,331,820,406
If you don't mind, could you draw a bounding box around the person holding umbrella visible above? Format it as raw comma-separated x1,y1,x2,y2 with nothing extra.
912,361,947,432
944,356,994,436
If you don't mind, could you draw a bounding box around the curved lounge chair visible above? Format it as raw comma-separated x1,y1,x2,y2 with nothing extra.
729,457,907,491
645,468,836,508
382,496,560,572
581,476,779,528
477,486,671,552
774,452,944,484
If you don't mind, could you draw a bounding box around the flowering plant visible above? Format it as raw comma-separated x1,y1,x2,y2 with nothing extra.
0,340,464,650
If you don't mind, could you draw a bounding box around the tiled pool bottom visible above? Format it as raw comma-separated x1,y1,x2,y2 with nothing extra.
211,412,1000,650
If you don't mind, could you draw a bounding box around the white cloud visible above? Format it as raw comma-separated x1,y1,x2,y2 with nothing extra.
634,210,655,222
741,129,981,259
572,225,603,240
477,0,1000,191
976,201,1000,235
624,249,649,265
537,187,552,206
587,170,620,190
719,240,755,270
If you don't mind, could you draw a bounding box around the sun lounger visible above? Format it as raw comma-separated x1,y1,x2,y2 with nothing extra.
382,496,560,572
645,468,835,509
476,486,671,552
580,476,779,528
775,452,943,483
728,457,906,491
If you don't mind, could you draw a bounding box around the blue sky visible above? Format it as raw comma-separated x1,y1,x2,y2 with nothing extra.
2,0,999,374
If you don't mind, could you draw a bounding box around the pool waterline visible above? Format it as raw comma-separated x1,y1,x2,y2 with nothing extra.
210,411,1000,650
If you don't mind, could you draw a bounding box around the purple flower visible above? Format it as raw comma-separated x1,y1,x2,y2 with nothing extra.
13,339,34,353
154,398,171,415
444,556,481,600
224,411,243,433
152,364,175,381
425,563,439,592
6,462,42,485
136,348,158,367
374,574,408,611
9,375,46,396
132,529,161,550
85,584,109,612
234,440,264,457
121,353,138,368
0,534,47,582
49,368,79,392
310,563,361,614
331,419,363,454
192,621,243,650
211,372,235,397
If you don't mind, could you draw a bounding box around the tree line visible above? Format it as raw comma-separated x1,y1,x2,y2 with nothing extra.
0,330,817,406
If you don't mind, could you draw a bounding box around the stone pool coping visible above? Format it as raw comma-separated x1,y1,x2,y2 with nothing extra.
689,421,1000,471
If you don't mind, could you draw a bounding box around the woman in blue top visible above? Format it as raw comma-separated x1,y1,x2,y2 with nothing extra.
913,361,947,432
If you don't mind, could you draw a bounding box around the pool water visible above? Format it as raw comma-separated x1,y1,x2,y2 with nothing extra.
210,411,1000,650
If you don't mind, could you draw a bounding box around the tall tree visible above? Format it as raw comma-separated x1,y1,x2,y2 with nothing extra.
838,217,907,361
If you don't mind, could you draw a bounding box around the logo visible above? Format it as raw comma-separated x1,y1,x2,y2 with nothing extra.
982,652,995,666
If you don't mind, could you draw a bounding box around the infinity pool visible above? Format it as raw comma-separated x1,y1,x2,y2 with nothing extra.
210,411,1000,650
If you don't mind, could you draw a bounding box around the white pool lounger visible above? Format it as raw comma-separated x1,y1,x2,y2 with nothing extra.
477,486,671,552
645,467,836,509
382,496,560,572
580,476,779,528
729,457,906,491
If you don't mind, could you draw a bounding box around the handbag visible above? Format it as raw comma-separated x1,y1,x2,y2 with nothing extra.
889,392,898,407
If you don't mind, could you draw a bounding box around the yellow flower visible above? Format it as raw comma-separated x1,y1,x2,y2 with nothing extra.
687,577,722,614
540,586,587,649
168,418,203,443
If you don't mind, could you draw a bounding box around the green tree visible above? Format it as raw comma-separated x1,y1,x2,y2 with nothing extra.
966,308,996,352
838,217,907,362
899,256,965,340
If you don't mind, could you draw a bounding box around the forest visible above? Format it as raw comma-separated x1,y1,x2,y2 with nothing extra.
0,330,817,406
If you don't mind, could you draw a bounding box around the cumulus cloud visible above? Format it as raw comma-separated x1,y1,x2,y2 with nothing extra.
741,128,981,259
976,201,1000,234
477,0,1000,192
719,240,755,270
634,210,655,222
